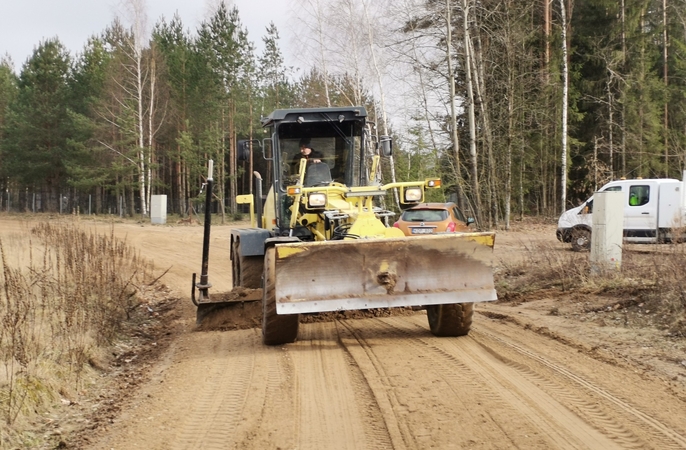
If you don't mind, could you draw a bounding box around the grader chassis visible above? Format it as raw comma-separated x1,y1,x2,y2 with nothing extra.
192,106,496,345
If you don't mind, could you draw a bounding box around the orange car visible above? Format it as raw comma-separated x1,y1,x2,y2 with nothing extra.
393,202,473,235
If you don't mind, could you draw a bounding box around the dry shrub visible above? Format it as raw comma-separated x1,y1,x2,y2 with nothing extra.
0,221,155,440
496,240,592,293
496,239,686,335
621,245,686,335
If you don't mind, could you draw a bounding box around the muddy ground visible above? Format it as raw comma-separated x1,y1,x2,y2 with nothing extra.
3,215,685,449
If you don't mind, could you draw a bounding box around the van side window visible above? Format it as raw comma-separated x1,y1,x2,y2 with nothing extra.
629,185,649,206
582,186,622,214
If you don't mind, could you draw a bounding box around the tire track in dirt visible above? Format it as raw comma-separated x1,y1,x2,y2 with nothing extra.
478,351,644,449
351,314,639,448
435,333,631,449
288,322,392,449
380,313,686,450
230,342,299,449
341,316,560,449
336,321,421,449
169,331,256,449
334,321,398,449
473,327,686,449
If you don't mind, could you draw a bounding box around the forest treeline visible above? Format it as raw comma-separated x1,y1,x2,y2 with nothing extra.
0,0,685,228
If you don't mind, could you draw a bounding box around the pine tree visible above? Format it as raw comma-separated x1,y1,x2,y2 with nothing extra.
3,39,73,211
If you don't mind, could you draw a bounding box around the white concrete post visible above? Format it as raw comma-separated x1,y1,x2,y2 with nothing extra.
590,190,623,273
151,195,167,225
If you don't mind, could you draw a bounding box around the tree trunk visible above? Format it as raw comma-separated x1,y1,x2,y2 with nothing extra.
362,0,399,209
463,0,482,225
663,0,669,176
469,26,496,228
559,0,569,213
446,0,465,211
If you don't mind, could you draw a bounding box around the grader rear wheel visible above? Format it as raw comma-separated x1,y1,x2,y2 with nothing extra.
262,247,299,345
426,302,474,337
232,239,263,289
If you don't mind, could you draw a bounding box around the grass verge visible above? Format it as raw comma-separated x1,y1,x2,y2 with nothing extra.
495,240,686,337
0,220,169,448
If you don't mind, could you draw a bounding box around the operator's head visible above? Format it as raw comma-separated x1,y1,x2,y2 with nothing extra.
299,137,312,155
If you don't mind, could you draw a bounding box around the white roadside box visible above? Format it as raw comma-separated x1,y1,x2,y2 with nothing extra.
151,195,167,225
590,190,623,272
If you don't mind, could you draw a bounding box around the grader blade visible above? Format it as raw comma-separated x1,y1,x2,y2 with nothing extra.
272,232,496,315
194,287,263,330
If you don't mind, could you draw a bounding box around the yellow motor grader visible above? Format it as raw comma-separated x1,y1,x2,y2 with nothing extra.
192,106,496,345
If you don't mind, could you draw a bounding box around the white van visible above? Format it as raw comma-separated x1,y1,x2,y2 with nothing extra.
557,177,686,251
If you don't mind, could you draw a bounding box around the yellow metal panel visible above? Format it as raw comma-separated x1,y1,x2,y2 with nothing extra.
236,194,253,204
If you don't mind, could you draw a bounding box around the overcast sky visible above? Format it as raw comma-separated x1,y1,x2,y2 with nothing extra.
0,0,295,72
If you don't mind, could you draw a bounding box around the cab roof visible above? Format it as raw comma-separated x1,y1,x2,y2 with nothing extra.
261,106,367,127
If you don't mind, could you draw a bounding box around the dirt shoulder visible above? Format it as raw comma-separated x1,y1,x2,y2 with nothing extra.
489,218,686,392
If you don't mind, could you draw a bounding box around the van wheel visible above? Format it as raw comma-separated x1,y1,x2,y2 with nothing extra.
571,228,591,252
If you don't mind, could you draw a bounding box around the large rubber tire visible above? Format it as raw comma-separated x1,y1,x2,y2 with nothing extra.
426,302,474,337
232,239,263,289
571,227,591,252
262,247,299,345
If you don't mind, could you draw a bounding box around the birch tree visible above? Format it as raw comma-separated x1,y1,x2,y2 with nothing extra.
446,0,462,207
110,0,151,217
462,0,483,224
560,0,569,213
295,0,332,106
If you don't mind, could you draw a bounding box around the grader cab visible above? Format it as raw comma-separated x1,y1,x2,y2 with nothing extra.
192,106,496,345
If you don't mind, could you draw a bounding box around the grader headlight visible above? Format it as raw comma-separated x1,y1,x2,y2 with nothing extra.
404,186,423,202
308,192,327,208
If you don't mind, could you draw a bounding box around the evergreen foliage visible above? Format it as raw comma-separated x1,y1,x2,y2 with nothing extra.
0,0,684,222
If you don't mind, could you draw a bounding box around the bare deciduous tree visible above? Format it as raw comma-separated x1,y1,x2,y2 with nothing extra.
559,0,569,213
119,0,151,217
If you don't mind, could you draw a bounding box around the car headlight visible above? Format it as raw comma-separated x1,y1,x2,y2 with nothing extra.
308,193,327,208
404,187,422,202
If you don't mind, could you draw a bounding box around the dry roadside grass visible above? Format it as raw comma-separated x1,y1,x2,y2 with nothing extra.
495,225,686,338
0,215,176,449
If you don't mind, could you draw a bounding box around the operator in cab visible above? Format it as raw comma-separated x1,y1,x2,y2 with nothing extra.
291,137,323,174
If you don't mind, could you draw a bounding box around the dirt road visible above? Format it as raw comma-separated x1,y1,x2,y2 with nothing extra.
18,217,685,449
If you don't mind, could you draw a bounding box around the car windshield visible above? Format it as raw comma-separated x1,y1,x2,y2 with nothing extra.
402,209,448,222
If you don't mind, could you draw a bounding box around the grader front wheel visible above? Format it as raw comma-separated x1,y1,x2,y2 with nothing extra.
426,303,474,337
262,247,299,345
